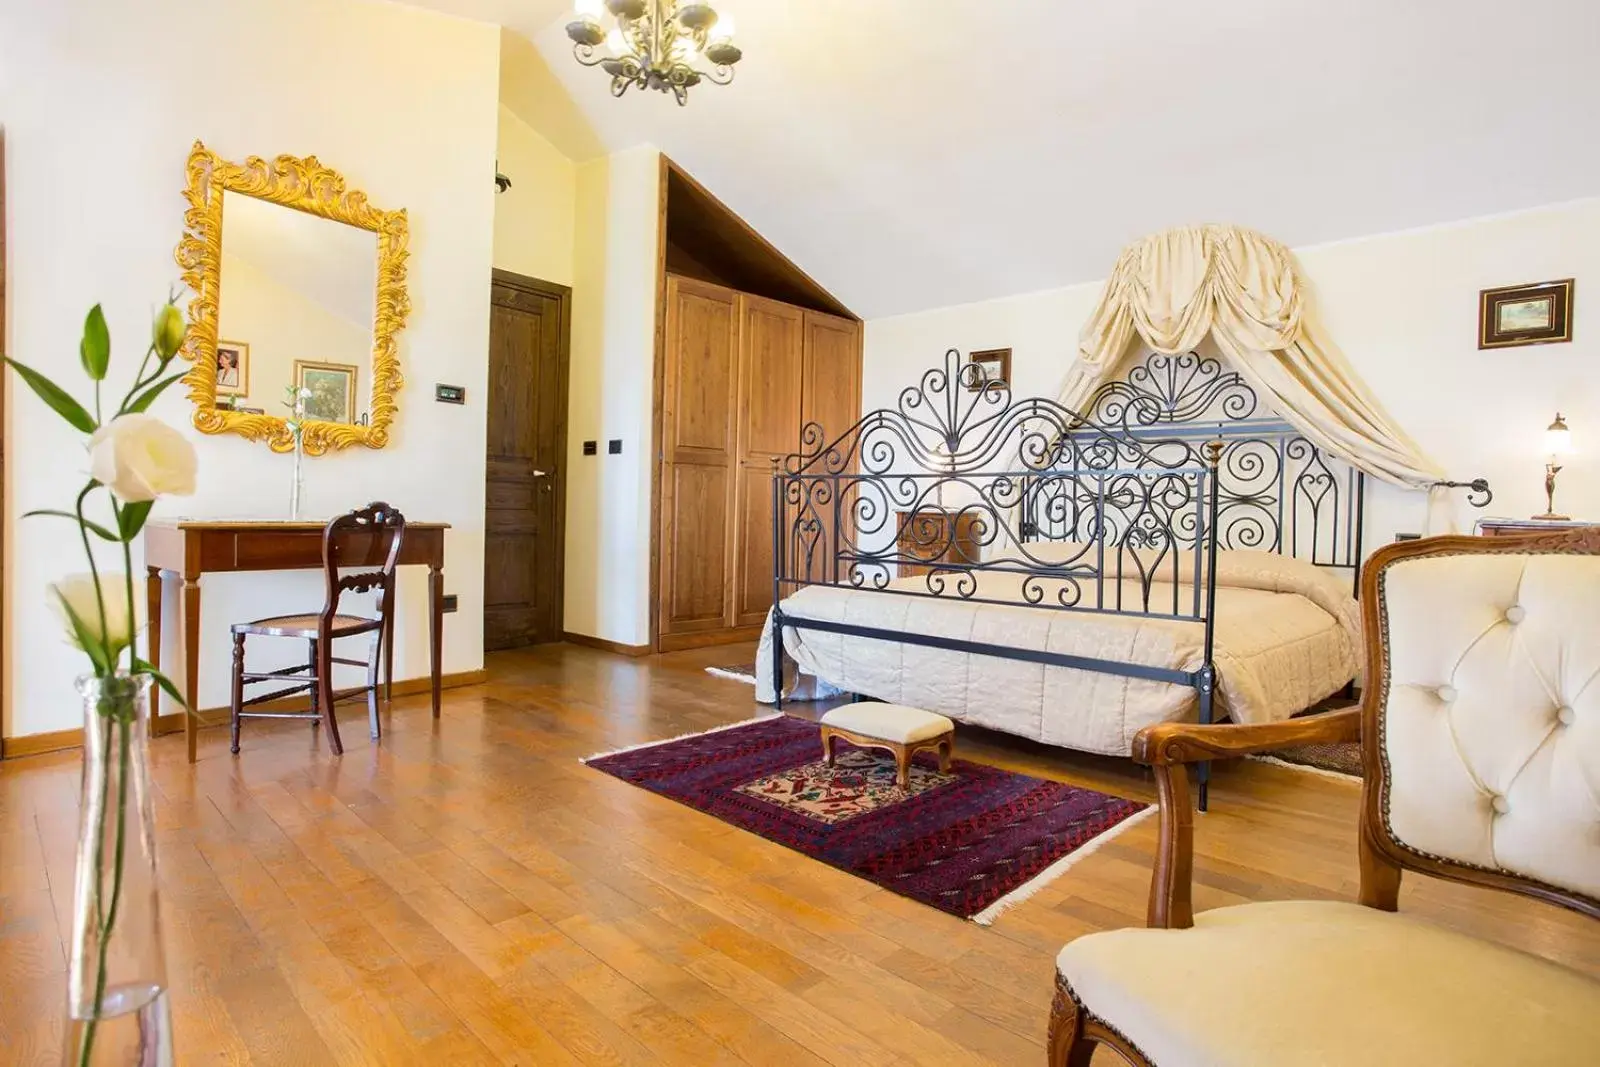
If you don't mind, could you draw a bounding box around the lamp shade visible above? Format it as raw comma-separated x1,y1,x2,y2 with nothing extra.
1545,412,1573,455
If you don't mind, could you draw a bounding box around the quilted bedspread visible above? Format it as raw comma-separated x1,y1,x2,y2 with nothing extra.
754,549,1361,757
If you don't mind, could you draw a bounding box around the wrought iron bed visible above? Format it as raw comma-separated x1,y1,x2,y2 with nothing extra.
768,349,1487,808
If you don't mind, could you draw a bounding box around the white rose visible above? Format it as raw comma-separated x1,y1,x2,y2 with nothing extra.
88,414,198,502
50,573,143,658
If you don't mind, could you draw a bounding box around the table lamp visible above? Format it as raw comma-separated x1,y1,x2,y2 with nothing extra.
1534,412,1573,520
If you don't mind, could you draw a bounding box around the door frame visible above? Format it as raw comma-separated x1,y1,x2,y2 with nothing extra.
486,268,572,649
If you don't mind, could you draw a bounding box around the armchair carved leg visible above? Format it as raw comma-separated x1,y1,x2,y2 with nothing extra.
1048,977,1097,1067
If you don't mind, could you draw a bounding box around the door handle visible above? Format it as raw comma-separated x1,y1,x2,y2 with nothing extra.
532,469,548,478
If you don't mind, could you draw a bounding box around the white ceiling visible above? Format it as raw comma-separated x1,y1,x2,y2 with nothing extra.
406,0,1600,319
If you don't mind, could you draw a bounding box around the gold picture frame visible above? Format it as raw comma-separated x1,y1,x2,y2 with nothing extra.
293,359,358,425
174,140,410,453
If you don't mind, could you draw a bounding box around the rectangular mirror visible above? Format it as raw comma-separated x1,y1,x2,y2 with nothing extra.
176,142,410,453
217,191,378,427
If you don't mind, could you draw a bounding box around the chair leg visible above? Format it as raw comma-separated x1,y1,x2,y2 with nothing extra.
366,632,382,742
893,742,910,788
313,637,343,755
308,638,320,732
1049,978,1098,1067
230,631,245,754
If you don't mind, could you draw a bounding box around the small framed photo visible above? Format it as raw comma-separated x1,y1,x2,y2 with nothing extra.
1478,279,1573,349
294,359,358,424
965,347,1012,391
215,340,250,396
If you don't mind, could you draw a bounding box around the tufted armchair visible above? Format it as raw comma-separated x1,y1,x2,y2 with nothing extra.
1050,530,1600,1066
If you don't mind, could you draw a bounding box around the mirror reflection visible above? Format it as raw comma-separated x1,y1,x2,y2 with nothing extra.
215,192,378,426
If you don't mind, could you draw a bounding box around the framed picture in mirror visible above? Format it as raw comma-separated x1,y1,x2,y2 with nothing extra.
294,360,358,425
965,347,1011,391
215,340,249,396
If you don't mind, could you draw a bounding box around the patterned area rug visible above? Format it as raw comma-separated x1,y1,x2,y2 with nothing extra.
584,715,1150,924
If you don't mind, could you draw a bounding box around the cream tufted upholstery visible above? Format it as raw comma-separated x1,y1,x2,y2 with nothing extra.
1376,551,1600,899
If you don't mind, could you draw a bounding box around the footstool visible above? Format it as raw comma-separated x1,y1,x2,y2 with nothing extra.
819,704,955,788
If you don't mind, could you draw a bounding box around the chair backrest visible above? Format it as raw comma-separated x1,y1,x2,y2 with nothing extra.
321,502,407,620
1359,528,1600,918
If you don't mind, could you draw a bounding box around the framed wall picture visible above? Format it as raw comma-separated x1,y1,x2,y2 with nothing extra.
965,347,1012,391
1478,279,1574,349
214,340,250,396
293,359,358,424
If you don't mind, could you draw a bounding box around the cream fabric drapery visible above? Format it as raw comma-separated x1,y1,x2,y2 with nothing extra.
1061,225,1448,498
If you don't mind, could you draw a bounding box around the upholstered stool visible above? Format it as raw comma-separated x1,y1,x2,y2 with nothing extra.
819,704,955,787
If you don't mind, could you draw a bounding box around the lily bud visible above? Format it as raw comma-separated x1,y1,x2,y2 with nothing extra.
153,304,187,360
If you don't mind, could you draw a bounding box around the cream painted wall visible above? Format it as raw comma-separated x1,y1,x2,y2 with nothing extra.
865,199,1600,552
0,0,500,736
564,145,660,646
492,104,576,286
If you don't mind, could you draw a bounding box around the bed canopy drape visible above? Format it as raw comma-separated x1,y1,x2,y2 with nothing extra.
1058,224,1451,520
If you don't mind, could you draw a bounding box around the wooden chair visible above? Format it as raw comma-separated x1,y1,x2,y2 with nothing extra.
1050,529,1600,1066
229,503,406,756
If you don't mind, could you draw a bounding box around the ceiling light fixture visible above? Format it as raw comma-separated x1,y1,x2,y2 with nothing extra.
566,0,742,106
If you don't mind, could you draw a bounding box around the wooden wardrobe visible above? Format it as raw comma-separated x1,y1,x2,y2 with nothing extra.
658,274,862,649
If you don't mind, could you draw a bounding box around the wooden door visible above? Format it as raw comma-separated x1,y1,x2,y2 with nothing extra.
659,276,741,638
485,271,570,651
732,295,806,628
798,312,863,584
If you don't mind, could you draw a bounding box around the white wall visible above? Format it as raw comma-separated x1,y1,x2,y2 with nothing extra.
564,145,660,646
865,199,1600,550
1,0,500,735
492,104,577,287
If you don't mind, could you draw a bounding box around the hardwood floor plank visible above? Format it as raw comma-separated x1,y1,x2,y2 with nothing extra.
2,640,1596,1066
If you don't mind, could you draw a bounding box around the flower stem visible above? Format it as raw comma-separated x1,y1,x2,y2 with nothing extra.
77,707,131,1067
74,482,109,668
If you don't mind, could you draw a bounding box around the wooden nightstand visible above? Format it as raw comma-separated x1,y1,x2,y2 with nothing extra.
896,509,982,578
1476,517,1599,537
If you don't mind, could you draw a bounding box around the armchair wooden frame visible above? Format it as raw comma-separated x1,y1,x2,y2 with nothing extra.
1049,528,1600,1067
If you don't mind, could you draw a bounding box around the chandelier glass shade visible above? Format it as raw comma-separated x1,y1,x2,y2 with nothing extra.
566,0,743,106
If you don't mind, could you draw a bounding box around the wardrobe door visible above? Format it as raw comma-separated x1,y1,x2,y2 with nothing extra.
798,312,863,584
732,295,805,628
659,276,741,637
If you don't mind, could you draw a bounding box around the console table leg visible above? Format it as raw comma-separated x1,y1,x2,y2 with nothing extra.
145,567,164,731
428,563,443,718
183,575,200,763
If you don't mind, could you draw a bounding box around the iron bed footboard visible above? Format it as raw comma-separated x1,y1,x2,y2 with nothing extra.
765,349,1401,811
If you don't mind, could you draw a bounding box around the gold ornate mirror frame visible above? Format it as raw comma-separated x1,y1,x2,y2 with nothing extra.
174,141,410,453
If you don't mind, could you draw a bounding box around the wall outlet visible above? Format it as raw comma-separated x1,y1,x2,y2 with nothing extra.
582,440,597,455
608,439,622,455
441,594,459,613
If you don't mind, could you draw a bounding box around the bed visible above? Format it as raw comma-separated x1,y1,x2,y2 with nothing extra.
758,349,1375,807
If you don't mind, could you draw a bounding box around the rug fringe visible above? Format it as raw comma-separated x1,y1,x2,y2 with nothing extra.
970,805,1157,927
1245,754,1361,782
580,713,781,763
704,666,757,686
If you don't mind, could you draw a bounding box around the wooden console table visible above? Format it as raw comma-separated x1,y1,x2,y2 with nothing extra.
144,520,449,762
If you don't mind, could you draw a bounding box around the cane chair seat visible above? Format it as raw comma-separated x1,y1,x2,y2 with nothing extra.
231,614,380,639
1056,900,1600,1067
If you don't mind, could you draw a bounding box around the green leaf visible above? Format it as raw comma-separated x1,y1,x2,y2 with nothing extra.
124,371,187,414
3,357,97,433
80,305,111,381
21,508,119,541
117,500,154,541
54,590,111,674
134,658,189,713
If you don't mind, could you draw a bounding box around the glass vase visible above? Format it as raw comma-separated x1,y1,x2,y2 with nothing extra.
65,674,172,1067
290,442,304,521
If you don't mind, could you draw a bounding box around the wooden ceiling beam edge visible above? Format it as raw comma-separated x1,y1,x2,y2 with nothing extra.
661,155,857,322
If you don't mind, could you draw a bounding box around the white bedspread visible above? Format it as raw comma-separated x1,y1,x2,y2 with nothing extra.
755,550,1360,757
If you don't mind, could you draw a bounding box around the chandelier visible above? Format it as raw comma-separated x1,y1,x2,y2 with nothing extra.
566,0,742,106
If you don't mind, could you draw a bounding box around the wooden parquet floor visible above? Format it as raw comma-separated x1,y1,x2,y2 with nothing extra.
2,642,1596,1065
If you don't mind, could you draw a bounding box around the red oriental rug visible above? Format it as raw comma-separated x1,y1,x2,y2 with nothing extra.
584,715,1151,925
